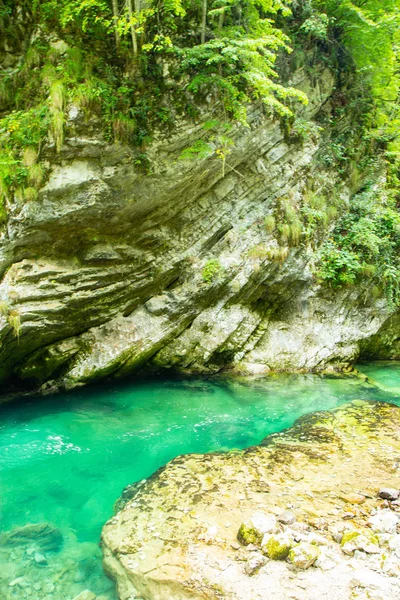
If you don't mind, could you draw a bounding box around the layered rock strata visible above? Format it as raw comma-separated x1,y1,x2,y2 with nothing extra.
0,64,397,394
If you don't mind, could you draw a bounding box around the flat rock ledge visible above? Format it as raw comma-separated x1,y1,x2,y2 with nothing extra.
102,400,400,600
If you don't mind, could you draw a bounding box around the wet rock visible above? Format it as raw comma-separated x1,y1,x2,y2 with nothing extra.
0,523,63,552
9,577,27,588
278,510,296,525
288,542,320,569
379,489,399,501
368,510,399,534
261,532,293,560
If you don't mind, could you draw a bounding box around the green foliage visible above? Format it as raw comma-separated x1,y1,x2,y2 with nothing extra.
300,12,330,40
310,1,400,151
316,187,400,306
288,118,322,144
202,259,223,283
179,140,213,161
0,106,49,211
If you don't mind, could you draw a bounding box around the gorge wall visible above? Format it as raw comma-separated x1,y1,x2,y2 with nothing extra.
0,60,398,396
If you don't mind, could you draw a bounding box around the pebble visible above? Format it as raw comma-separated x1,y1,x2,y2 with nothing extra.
9,577,26,588
315,548,341,571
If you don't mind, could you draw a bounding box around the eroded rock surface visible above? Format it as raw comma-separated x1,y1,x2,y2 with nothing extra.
102,400,400,600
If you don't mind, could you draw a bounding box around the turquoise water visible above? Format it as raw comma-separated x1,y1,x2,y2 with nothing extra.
0,366,400,599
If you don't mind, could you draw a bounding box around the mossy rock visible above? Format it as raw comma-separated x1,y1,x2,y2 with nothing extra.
341,528,380,555
237,524,262,546
262,533,293,560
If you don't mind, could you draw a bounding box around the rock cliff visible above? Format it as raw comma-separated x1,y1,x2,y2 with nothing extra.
0,62,398,395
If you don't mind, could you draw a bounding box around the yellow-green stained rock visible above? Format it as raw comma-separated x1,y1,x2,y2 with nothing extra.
262,533,293,560
341,528,380,555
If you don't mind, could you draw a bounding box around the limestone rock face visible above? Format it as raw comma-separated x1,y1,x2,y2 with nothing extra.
101,400,400,600
0,65,397,395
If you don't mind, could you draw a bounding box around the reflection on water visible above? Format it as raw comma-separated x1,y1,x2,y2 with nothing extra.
0,364,399,599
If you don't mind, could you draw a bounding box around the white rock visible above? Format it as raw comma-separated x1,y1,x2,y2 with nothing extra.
315,547,341,571
244,552,267,576
202,525,218,544
250,512,278,535
288,542,320,569
368,510,399,534
307,532,330,546
388,534,400,558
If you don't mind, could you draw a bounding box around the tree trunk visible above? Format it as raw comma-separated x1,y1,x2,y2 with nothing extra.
127,0,138,56
112,0,120,50
201,0,207,44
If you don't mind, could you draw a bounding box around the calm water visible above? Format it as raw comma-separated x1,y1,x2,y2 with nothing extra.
0,364,399,599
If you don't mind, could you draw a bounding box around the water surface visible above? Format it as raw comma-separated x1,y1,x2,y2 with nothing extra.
0,364,399,598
